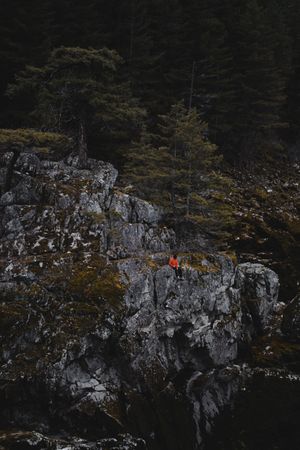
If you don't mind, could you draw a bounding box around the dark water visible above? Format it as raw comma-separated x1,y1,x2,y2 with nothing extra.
206,373,300,450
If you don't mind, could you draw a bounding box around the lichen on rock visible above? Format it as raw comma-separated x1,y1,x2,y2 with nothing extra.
0,152,281,449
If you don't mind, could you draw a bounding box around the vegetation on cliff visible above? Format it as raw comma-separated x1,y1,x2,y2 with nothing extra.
123,102,233,232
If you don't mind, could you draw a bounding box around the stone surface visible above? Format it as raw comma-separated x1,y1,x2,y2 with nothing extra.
0,152,280,449
234,263,279,332
0,430,146,450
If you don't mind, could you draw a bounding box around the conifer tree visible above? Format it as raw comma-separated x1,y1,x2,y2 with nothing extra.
124,102,229,228
7,47,145,166
227,0,290,159
100,0,161,111
149,0,191,112
123,128,172,208
186,0,235,144
0,0,298,163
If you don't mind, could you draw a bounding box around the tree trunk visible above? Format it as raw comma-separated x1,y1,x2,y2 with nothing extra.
78,118,88,168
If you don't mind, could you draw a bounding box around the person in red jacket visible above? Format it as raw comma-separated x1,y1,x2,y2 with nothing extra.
169,254,183,278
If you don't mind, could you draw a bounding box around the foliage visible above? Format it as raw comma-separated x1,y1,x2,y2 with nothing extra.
7,46,146,165
224,0,291,160
68,263,125,306
44,254,126,307
123,102,233,231
0,128,72,154
0,0,299,162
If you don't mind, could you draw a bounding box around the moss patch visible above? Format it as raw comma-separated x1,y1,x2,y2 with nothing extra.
66,256,125,307
179,252,221,273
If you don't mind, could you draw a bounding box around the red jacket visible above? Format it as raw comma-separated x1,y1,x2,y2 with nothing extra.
169,257,179,269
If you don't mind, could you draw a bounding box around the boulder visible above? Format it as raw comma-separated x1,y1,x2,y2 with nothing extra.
235,263,279,332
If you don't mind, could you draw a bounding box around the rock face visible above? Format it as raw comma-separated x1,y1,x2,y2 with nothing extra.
234,263,279,332
0,154,175,259
0,430,146,450
0,153,280,449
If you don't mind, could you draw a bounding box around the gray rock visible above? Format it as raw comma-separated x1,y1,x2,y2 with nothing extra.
110,193,161,225
0,431,146,450
15,152,41,175
0,153,281,449
0,177,41,205
235,263,279,331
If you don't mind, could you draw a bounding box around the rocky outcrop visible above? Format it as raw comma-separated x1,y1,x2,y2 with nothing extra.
0,430,146,450
234,263,279,332
0,154,175,260
0,152,280,449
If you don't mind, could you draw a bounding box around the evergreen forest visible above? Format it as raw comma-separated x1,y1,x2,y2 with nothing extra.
0,0,299,164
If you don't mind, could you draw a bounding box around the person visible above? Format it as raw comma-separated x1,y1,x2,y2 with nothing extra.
169,254,183,279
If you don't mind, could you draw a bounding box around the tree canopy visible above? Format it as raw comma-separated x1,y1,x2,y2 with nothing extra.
0,0,299,163
7,46,145,166
123,102,232,232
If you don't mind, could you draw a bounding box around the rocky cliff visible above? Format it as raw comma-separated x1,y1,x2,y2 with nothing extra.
0,152,280,450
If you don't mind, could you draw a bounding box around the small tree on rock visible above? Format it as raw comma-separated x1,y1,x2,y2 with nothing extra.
124,102,232,232
7,46,145,167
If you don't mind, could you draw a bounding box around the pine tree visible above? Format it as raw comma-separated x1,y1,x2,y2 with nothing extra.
185,0,235,144
123,102,229,228
149,0,191,113
0,0,298,164
7,47,146,166
99,0,161,111
123,128,172,208
226,0,290,160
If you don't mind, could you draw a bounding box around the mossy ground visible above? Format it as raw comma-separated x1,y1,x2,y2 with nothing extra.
179,252,221,273
0,252,127,377
221,160,300,301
